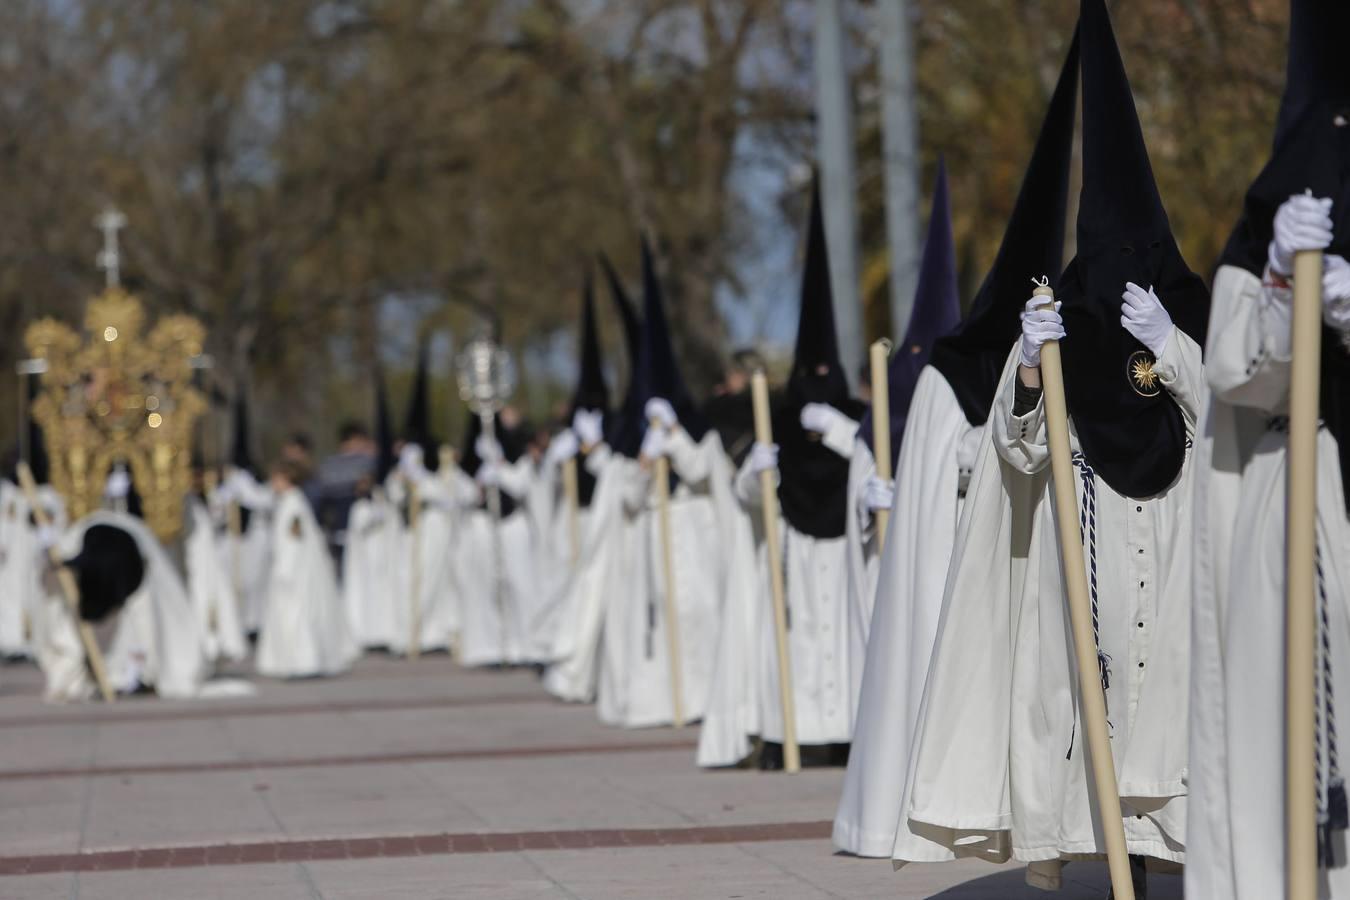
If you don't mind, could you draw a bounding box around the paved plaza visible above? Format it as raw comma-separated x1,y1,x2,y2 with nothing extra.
0,656,1182,899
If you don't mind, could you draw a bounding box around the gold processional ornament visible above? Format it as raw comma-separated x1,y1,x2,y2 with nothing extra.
22,209,206,542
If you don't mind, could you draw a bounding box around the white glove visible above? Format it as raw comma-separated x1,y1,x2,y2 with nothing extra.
476,462,502,488
572,409,605,448
639,425,668,460
746,441,779,475
1270,192,1334,277
1120,282,1174,358
644,397,678,430
800,402,849,436
544,429,580,468
1019,296,1064,368
861,474,894,512
398,444,427,482
104,467,131,500
474,434,503,464
226,468,260,501
1324,255,1350,332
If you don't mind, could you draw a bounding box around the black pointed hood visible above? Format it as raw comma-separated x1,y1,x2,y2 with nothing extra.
1219,0,1350,512
65,523,145,623
618,236,708,459
598,252,646,457
230,389,256,476
373,366,396,484
861,160,961,471
930,30,1079,426
403,336,438,471
1056,0,1210,499
571,269,610,415
775,179,865,538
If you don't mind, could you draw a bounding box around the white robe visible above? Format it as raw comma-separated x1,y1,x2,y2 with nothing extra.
212,480,272,633
36,511,210,700
185,497,247,663
385,473,462,656
544,447,629,702
833,367,977,857
842,442,881,715
896,336,1202,879
622,430,736,730
341,493,405,649
455,459,542,667
256,488,359,678
0,485,66,658
1186,265,1350,898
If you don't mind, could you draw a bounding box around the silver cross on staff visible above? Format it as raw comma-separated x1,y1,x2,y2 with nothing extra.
94,207,127,289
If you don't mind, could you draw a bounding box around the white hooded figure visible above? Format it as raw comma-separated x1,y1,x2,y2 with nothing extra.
35,511,210,701
342,486,405,650
255,468,360,678
213,468,272,633
0,482,66,658
1186,3,1350,892
185,494,247,663
701,187,864,766
895,5,1207,890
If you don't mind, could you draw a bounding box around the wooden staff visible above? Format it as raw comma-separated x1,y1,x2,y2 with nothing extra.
751,371,800,773
1287,248,1323,900
868,340,893,548
437,445,462,660
407,476,422,661
1033,280,1133,899
650,419,686,728
16,462,115,704
562,457,581,565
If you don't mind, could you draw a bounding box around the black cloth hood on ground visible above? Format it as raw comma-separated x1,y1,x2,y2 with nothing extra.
65,523,145,624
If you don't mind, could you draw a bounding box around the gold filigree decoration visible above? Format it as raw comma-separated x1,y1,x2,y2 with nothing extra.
24,287,206,542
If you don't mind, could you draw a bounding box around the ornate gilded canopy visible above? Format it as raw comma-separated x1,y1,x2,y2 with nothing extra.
23,215,207,542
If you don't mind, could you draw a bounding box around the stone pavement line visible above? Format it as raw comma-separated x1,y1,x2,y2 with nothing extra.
0,820,833,876
0,692,547,729
0,738,701,782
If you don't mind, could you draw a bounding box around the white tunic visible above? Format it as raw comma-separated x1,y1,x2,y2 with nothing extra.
341,493,405,649
256,488,359,678
1186,265,1350,899
212,479,272,633
834,367,976,857
897,337,1202,876
614,430,735,729
455,459,543,667
185,497,247,663
0,486,67,658
386,473,461,656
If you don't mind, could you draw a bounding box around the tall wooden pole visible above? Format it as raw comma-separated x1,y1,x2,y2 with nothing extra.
1034,282,1133,899
649,421,686,728
562,458,581,565
16,462,115,703
751,372,801,773
1286,248,1323,900
868,340,893,547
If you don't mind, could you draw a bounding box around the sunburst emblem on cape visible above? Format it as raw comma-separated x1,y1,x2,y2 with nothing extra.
1128,349,1160,397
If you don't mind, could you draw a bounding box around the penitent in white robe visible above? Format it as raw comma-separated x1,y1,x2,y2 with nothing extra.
834,367,978,857
256,488,359,678
342,492,405,649
385,472,462,656
0,485,67,658
212,478,273,633
185,497,247,663
544,446,631,702
614,429,737,730
1186,265,1350,899
36,511,210,700
454,458,544,667
896,338,1202,884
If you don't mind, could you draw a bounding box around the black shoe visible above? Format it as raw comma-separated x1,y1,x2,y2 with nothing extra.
759,741,784,771
1106,855,1147,900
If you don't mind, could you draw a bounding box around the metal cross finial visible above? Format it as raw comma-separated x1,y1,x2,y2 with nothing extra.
94,207,128,289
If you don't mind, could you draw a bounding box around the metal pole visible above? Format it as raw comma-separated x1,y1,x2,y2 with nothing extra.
877,0,921,336
814,0,864,390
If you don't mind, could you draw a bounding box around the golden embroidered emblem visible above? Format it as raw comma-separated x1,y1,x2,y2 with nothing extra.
1128,350,1160,397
